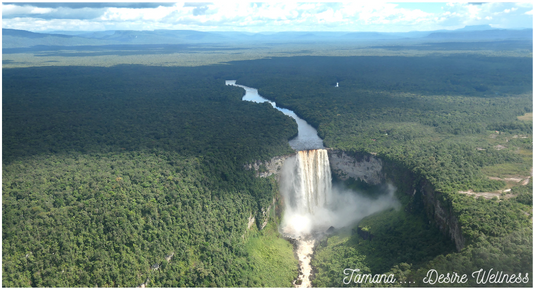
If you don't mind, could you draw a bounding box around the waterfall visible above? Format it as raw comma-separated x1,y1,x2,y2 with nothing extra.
281,149,333,237
293,149,332,214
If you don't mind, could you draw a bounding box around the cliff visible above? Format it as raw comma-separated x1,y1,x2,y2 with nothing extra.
327,149,384,185
418,180,466,250
244,155,292,230
244,154,293,180
246,150,466,251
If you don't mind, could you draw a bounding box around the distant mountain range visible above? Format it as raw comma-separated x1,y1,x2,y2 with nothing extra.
3,26,532,48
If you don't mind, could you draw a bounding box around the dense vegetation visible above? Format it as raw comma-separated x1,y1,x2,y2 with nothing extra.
2,65,298,287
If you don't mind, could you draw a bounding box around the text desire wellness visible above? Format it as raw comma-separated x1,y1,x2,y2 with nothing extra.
343,268,530,285
423,269,529,285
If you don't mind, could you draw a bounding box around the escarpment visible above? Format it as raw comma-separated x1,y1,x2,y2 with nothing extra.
327,149,384,185
417,180,466,251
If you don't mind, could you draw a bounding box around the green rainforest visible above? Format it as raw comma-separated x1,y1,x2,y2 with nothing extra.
3,40,532,287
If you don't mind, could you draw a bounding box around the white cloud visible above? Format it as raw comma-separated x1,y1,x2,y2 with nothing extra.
98,4,188,22
2,2,532,32
2,17,107,31
2,4,54,16
434,2,532,29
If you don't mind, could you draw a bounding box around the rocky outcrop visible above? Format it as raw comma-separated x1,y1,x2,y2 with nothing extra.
247,214,256,230
244,154,293,179
259,197,277,230
247,197,277,231
165,252,174,262
137,278,149,288
259,206,271,230
327,149,384,185
357,226,374,241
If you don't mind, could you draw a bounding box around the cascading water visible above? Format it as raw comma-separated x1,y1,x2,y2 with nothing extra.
281,149,332,237
293,150,331,215
281,149,332,288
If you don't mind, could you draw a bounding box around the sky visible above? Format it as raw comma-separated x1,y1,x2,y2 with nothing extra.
2,1,532,33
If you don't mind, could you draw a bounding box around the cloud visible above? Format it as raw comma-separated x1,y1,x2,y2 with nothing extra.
2,17,108,31
183,2,213,8
2,2,532,32
192,6,209,16
3,3,176,9
434,2,532,29
100,5,181,22
2,4,107,20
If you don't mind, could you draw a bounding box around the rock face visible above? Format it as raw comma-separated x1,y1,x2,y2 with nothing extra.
244,154,293,179
247,214,256,230
357,226,374,241
327,150,384,185
259,204,271,230
418,180,466,251
247,197,277,231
